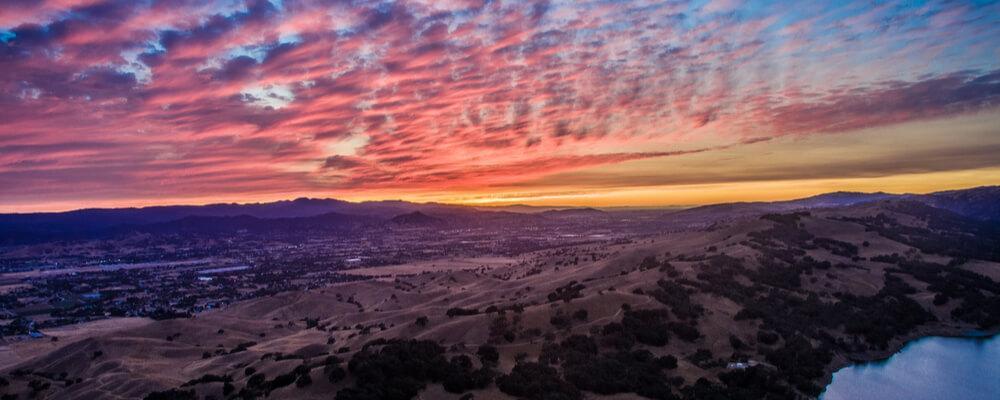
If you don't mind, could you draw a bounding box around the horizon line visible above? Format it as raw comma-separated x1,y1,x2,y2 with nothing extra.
2,184,995,215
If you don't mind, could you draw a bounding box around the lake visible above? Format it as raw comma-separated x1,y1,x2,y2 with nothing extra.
821,333,1000,400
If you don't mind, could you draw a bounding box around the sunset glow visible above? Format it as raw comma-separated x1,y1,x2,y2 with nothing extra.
1,0,998,211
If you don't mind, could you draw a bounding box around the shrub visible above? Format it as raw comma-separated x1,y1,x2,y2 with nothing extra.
563,350,677,400
729,335,745,350
618,309,672,347
296,373,312,387
550,314,572,329
656,355,678,369
325,364,346,383
756,330,779,345
547,281,585,303
649,280,704,321
181,374,230,387
143,389,196,400
476,344,499,365
442,355,494,393
687,349,717,368
667,321,701,342
335,339,451,400
446,307,479,317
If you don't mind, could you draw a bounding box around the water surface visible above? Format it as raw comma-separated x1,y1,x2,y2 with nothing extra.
821,334,999,400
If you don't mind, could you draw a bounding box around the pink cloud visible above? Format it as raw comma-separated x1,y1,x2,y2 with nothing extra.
0,0,998,207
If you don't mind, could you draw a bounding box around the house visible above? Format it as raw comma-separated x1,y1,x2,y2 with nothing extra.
726,360,761,370
726,362,748,370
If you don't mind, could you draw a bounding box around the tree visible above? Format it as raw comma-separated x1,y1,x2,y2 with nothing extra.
496,362,581,400
476,344,499,365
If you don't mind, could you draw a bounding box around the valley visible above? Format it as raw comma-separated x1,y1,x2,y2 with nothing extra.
1,188,998,399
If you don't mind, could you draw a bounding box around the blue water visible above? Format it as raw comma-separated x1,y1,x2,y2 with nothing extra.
821,334,1000,400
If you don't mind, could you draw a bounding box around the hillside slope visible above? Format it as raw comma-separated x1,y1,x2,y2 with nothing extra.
2,200,997,400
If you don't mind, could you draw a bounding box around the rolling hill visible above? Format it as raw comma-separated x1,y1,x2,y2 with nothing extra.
1,191,997,400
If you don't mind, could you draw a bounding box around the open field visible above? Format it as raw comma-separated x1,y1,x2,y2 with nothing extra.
343,256,522,278
0,318,152,370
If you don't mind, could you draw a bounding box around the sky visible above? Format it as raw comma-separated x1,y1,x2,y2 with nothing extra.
1,0,999,212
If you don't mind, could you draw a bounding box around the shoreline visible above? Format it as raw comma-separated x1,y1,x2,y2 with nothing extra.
817,324,1000,397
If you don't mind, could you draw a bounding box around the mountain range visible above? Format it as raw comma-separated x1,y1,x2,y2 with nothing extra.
1,186,997,245
660,186,1000,224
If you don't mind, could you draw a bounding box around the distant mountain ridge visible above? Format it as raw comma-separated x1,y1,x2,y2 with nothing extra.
0,199,547,245
0,186,996,245
920,186,1000,222
662,186,1000,223
138,212,378,235
389,211,445,226
539,208,607,218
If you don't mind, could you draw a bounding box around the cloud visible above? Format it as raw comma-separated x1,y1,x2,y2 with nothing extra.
322,155,365,170
759,70,1000,135
0,0,998,207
